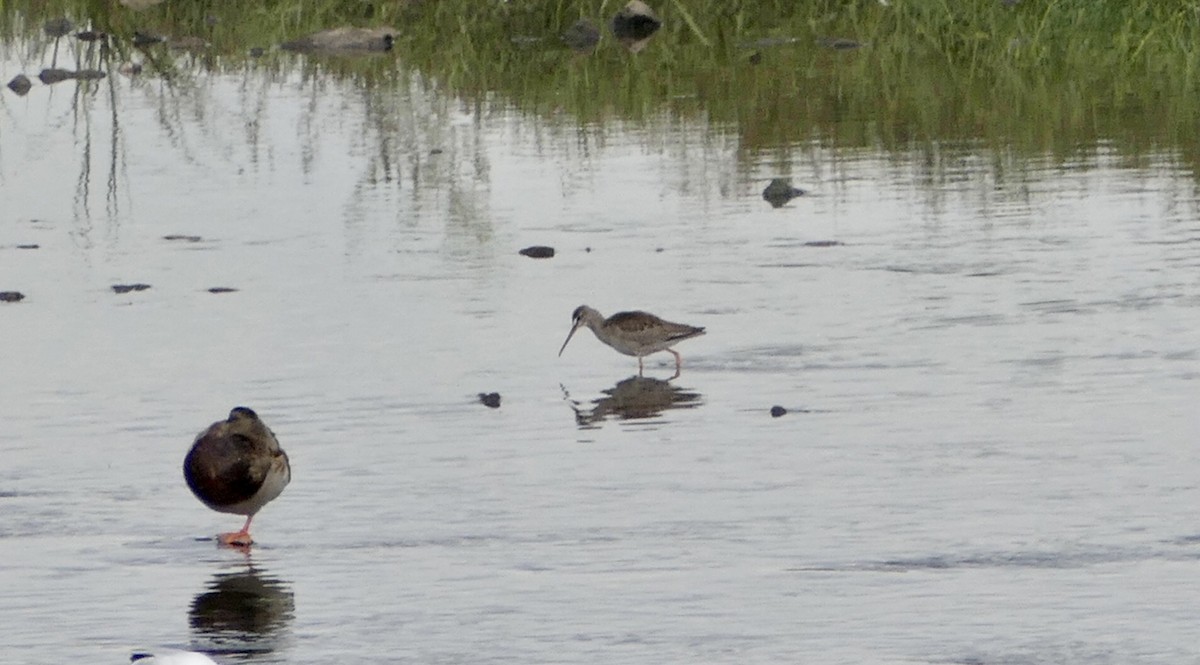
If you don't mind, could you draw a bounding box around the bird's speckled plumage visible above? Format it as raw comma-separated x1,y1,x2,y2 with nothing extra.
559,305,705,377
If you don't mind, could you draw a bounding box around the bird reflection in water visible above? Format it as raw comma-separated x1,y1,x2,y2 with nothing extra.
564,375,703,426
189,563,295,659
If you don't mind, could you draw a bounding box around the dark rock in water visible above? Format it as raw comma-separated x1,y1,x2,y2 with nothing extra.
76,30,108,42
7,75,32,96
112,283,151,294
479,392,501,409
44,18,75,38
16,244,39,249
207,287,238,294
762,178,805,208
429,148,443,155
39,69,74,84
168,36,210,51
38,69,105,84
818,37,863,50
519,245,555,259
163,234,202,242
0,291,25,302
770,405,787,418
611,1,661,42
133,31,166,47
562,19,600,52
281,27,397,53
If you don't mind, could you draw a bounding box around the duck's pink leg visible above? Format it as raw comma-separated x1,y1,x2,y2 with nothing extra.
218,515,255,547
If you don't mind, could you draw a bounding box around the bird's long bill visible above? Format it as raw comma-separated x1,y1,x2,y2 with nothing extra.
558,322,582,357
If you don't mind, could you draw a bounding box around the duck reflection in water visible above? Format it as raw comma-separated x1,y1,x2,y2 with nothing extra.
564,375,703,426
189,563,295,659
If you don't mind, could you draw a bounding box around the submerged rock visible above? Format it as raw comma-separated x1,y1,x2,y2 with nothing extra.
611,1,661,41
7,74,32,96
132,31,166,47
38,69,73,84
0,291,25,302
770,405,787,418
518,245,555,259
39,68,105,84
762,178,805,208
281,27,397,53
44,18,74,38
168,36,210,51
478,392,502,409
818,37,864,50
562,19,600,53
119,0,167,10
112,283,151,294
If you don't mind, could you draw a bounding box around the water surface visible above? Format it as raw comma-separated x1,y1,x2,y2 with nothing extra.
2,28,1200,665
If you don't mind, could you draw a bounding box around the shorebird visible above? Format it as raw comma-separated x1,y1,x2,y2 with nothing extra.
183,407,290,547
558,305,705,378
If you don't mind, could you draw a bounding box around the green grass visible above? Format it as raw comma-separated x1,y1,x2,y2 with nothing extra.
5,0,1200,164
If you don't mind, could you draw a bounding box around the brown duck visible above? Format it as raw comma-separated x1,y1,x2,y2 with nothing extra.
183,407,290,547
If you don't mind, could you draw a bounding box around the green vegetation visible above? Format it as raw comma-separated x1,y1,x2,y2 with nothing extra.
5,0,1200,163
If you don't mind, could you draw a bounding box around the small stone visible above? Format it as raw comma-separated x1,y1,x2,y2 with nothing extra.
0,291,25,302
112,283,152,294
45,18,75,38
280,27,396,53
132,31,166,47
168,36,210,51
429,148,444,155
762,178,805,208
38,69,73,84
207,287,237,294
818,37,863,50
7,75,31,96
562,19,600,52
518,246,555,259
611,1,661,42
478,392,501,408
770,405,787,418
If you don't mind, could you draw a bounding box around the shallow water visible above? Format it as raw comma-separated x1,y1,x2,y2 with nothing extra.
3,37,1200,665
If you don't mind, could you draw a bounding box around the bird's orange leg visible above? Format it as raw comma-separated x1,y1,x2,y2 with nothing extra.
218,515,255,547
